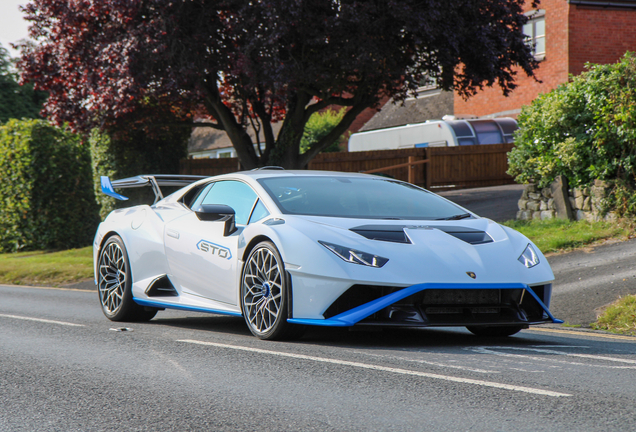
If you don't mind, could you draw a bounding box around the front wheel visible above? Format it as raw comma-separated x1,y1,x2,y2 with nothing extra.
97,235,157,322
240,241,304,340
466,325,524,337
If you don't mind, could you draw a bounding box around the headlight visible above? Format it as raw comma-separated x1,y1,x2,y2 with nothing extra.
319,241,389,268
518,244,540,268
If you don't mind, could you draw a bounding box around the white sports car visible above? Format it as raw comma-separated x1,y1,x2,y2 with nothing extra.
94,169,561,340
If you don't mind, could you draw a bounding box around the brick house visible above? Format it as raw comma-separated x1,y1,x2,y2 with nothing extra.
455,0,636,119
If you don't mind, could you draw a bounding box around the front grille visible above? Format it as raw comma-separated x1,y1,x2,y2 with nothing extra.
422,289,500,305
323,284,551,326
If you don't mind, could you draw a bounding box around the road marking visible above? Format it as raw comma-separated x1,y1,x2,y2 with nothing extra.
359,352,500,373
471,346,636,368
178,339,572,398
528,327,636,342
0,313,84,327
0,284,94,293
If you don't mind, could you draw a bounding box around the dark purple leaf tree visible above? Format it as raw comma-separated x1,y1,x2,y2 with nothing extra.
18,0,538,169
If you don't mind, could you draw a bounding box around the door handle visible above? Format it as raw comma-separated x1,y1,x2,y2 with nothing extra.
167,229,180,239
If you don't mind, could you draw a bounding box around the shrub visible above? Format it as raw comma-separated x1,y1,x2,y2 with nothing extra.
0,119,100,252
508,52,636,215
90,125,190,218
300,108,348,154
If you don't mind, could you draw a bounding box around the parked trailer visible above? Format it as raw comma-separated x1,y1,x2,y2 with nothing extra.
348,118,518,152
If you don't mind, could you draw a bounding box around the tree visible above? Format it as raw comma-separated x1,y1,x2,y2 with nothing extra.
300,108,347,154
19,0,538,169
508,52,636,215
509,52,636,189
0,44,46,123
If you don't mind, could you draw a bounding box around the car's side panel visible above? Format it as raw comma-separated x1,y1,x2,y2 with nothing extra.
95,205,180,297
164,212,241,305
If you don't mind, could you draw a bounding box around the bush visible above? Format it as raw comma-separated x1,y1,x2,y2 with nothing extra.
90,125,190,218
508,52,636,215
300,108,347,154
0,119,100,252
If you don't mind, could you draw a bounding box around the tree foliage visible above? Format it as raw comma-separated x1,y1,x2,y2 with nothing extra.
90,124,190,219
19,0,538,169
0,44,46,123
0,119,100,252
300,108,346,154
509,52,636,188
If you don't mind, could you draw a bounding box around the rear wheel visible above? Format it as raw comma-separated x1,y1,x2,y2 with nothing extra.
466,325,524,337
240,241,304,340
98,235,157,322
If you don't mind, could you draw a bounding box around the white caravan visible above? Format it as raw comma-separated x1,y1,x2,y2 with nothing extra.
348,118,518,152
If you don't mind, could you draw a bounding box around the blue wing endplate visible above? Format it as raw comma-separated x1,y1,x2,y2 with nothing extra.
100,176,129,201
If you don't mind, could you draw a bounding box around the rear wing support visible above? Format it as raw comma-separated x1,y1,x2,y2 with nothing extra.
100,174,208,204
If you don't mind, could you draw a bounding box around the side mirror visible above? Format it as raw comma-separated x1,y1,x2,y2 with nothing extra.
194,204,237,236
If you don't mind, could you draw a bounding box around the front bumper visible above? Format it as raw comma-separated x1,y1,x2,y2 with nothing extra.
287,283,562,327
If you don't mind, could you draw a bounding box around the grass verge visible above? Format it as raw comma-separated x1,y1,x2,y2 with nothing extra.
0,246,93,286
502,218,633,254
592,295,636,335
0,219,632,287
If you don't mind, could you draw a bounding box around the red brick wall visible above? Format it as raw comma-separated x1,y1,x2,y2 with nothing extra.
568,5,636,75
454,0,569,118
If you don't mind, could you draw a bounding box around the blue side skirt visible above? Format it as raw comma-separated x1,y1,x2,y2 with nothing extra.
133,298,243,317
287,282,563,327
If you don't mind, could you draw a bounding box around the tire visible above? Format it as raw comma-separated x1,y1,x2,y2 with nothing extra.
240,241,304,340
97,235,157,322
466,325,524,337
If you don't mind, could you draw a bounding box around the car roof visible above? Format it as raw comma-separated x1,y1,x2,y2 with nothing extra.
213,169,385,181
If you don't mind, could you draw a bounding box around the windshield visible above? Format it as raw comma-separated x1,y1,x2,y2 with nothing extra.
258,176,470,220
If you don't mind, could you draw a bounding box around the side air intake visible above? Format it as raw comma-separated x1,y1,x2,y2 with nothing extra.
145,275,179,297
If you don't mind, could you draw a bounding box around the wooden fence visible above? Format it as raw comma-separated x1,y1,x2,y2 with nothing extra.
179,143,515,190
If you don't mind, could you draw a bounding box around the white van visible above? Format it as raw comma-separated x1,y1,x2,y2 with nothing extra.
348,118,518,152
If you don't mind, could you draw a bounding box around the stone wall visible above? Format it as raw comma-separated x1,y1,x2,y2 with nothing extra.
517,179,617,221
517,185,556,220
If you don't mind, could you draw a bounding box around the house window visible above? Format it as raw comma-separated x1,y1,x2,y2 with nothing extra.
523,10,545,60
218,151,233,158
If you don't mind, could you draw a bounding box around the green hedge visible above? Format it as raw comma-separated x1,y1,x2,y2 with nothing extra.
0,119,100,252
90,125,190,219
508,52,636,215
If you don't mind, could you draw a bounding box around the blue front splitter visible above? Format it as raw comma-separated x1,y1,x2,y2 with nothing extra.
287,282,563,327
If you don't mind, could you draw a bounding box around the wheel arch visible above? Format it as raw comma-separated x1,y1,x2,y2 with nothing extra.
241,235,274,262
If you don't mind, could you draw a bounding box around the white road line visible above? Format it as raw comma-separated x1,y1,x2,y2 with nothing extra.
486,346,636,365
0,313,84,327
358,352,500,374
528,327,636,342
0,284,94,293
178,339,572,398
470,346,636,369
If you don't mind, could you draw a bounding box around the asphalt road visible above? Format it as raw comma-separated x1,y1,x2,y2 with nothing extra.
2,284,636,431
438,184,525,222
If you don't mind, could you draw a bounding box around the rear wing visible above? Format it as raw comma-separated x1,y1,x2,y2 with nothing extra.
100,174,208,204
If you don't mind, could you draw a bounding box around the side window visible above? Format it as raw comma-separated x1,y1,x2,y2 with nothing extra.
189,182,215,210
200,180,258,225
248,199,270,224
181,182,211,209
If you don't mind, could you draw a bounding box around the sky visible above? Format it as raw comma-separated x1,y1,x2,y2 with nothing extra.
0,0,31,58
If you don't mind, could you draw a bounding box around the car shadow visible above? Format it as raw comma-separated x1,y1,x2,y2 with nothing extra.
148,311,636,354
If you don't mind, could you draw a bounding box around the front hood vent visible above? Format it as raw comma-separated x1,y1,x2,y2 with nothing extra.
436,226,493,245
350,225,493,245
350,225,411,244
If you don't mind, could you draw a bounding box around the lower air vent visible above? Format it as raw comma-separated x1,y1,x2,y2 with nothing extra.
323,285,405,318
145,275,179,297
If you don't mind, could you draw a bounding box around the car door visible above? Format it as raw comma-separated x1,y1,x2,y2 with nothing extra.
164,180,260,305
